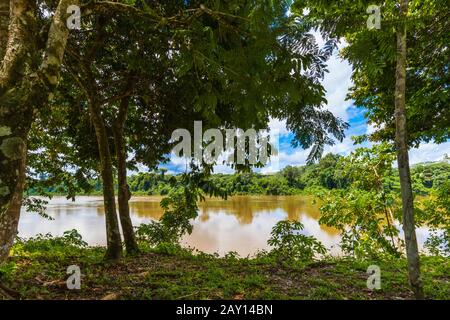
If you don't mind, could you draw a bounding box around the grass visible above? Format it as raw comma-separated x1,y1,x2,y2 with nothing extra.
0,238,448,300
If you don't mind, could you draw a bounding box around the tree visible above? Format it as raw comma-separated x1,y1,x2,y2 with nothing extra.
0,0,78,264
394,0,423,300
319,143,403,259
58,6,212,258
291,0,448,298
29,0,349,261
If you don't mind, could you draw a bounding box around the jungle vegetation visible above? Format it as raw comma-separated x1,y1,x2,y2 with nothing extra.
0,0,448,300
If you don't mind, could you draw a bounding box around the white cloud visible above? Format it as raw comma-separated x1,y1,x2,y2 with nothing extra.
409,141,450,164
260,148,310,174
211,163,235,174
268,117,289,136
321,44,354,121
308,32,354,121
324,136,358,155
366,122,380,135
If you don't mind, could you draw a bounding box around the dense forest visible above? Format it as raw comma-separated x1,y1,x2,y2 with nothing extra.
129,156,450,196
29,153,450,197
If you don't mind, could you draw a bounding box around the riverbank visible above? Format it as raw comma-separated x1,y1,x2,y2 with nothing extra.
19,195,343,257
1,241,448,300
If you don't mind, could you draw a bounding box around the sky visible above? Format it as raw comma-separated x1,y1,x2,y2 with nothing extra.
159,35,450,175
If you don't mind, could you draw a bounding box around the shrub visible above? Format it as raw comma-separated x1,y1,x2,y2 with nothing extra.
267,220,327,263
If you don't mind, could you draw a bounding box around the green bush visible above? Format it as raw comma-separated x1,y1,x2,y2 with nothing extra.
267,220,327,263
419,180,450,256
14,229,87,253
318,144,404,260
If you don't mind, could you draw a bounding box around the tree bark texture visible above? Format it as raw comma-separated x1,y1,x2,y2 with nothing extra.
0,0,77,264
394,0,424,300
113,94,139,256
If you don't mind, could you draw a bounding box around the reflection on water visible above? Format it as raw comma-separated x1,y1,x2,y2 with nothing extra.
18,196,431,257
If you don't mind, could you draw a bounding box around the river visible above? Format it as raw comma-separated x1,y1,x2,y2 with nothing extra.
18,195,432,256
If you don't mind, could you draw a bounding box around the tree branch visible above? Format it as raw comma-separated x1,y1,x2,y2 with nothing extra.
100,90,133,107
0,0,35,90
40,0,80,89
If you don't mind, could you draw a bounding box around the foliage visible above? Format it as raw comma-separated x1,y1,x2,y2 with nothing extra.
411,162,450,194
318,144,404,259
425,230,450,258
292,0,449,147
28,156,450,198
418,180,450,257
13,230,87,257
267,220,327,263
22,197,53,220
317,145,449,260
136,166,227,246
320,189,402,260
29,0,349,203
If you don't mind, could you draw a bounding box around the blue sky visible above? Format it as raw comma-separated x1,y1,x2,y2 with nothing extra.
159,35,450,175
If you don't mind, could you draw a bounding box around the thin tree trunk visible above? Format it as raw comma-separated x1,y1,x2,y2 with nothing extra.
113,95,139,256
66,16,124,262
395,0,424,300
1,0,76,265
0,143,26,262
87,97,123,261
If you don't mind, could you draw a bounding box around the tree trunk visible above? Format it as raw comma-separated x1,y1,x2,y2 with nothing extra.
113,96,139,256
0,141,26,263
1,0,76,265
88,98,123,261
395,0,424,300
0,0,29,282
0,0,35,90
64,15,123,261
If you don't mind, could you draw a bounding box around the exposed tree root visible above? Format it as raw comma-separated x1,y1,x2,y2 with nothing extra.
0,281,21,300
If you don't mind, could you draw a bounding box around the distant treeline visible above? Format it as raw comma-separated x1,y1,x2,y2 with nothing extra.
34,154,449,197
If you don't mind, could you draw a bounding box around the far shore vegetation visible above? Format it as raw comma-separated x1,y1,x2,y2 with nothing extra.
27,153,450,198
